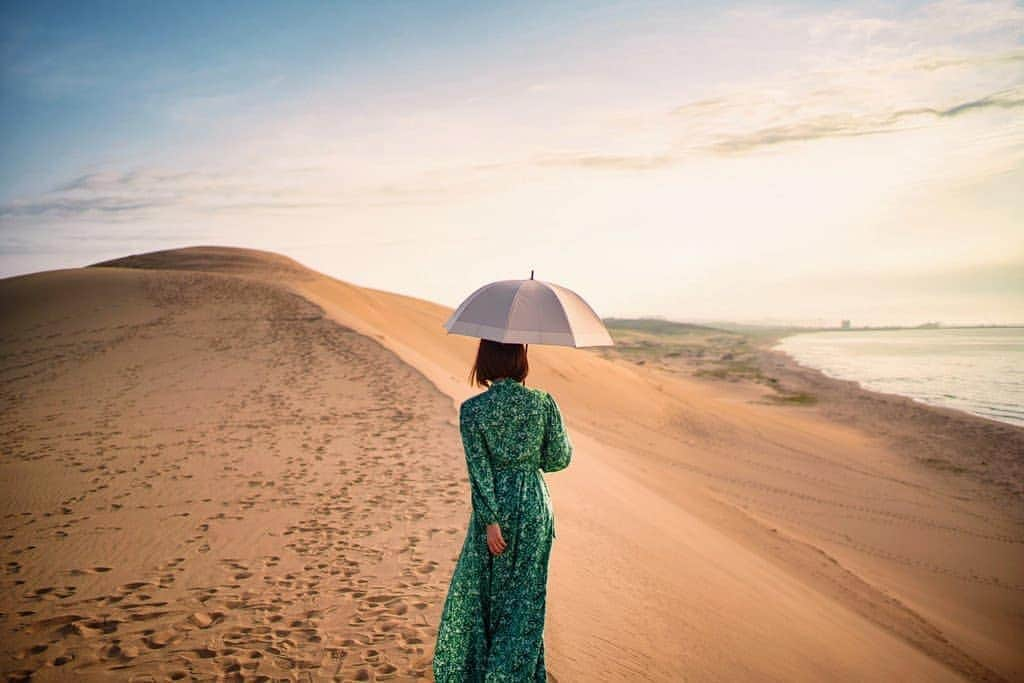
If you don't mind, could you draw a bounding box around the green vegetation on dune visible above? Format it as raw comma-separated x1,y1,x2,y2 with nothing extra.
764,391,818,405
595,317,817,406
603,317,721,336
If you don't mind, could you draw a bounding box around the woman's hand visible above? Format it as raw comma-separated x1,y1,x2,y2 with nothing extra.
486,523,507,556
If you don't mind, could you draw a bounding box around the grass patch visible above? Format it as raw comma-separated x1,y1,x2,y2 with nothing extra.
765,391,818,405
695,361,763,381
917,457,970,474
604,317,719,336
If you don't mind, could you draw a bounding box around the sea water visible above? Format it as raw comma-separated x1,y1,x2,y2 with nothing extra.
773,327,1024,428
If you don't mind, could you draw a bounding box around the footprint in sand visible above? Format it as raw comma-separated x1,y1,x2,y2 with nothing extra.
188,611,225,629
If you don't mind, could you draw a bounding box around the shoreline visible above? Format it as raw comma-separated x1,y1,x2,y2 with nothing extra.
766,329,1023,427
750,334,1024,507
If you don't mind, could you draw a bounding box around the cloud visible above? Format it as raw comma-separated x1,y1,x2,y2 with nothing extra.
940,87,1024,117
523,1,1023,172
52,169,209,193
533,153,675,171
544,1,1024,167
1,196,176,218
913,49,1024,71
530,86,1024,168
709,87,1024,154
0,164,483,221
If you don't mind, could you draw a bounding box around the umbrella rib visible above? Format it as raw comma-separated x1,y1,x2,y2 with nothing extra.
540,282,574,343
505,283,526,341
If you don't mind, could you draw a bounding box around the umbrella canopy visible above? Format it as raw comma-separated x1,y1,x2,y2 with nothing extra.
443,274,614,347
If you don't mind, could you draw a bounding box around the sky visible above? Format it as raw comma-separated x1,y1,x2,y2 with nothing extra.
1,0,1022,327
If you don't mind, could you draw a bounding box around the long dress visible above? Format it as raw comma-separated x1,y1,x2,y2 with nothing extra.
432,377,573,682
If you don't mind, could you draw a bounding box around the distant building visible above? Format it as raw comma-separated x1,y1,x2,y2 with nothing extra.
841,319,851,329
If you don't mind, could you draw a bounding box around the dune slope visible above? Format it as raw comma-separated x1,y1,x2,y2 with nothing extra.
1,263,467,680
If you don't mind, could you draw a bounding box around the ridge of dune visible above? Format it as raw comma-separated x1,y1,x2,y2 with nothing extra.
7,245,1020,681
88,244,318,282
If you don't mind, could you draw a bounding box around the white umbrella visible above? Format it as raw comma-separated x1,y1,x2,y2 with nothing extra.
443,271,614,347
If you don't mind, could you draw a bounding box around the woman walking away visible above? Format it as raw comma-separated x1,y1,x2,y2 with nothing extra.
432,338,573,682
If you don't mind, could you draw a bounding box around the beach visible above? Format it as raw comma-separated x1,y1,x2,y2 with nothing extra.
757,339,1024,503
2,246,1021,682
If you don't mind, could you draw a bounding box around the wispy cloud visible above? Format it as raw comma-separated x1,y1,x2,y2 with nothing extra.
709,87,1024,154
0,164,496,221
540,1,1023,169
940,87,1024,116
533,85,1024,168
533,153,675,171
913,49,1024,71
5,79,1021,220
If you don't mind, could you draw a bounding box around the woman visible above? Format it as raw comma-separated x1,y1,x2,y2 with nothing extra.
432,338,573,682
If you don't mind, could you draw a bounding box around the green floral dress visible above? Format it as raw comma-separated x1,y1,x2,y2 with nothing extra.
433,377,573,682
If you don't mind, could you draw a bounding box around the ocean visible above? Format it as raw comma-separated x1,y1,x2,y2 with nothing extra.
773,327,1024,428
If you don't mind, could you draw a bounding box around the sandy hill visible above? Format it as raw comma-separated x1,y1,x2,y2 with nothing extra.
2,245,1021,682
89,245,318,281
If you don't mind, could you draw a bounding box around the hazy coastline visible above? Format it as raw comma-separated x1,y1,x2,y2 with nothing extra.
757,338,1024,502
773,327,1024,427
598,318,1024,504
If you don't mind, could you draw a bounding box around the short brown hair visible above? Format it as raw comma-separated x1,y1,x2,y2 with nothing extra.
469,339,529,387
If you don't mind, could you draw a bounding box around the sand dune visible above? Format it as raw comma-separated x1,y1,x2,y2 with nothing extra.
2,245,1021,681
1,263,466,680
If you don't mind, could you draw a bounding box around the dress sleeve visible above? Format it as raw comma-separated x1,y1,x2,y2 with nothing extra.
460,403,502,526
540,392,573,473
